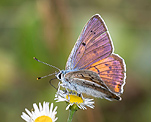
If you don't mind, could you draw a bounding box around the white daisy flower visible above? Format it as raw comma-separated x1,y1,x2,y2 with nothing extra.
55,83,95,110
21,101,58,122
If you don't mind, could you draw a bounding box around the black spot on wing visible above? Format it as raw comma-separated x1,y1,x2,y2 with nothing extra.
82,42,86,46
90,30,96,34
93,50,97,53
109,66,112,69
94,66,100,73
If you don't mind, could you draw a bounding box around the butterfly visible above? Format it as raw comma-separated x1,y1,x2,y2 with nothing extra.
35,14,126,101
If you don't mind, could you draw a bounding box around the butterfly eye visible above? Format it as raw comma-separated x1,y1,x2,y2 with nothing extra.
58,73,62,79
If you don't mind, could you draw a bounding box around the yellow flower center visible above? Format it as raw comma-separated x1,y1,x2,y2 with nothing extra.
66,94,84,104
35,115,52,122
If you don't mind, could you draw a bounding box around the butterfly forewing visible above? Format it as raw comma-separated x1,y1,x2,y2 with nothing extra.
66,14,113,70
87,54,126,95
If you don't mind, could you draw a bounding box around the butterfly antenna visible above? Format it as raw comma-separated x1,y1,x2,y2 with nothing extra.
37,72,57,80
33,57,60,71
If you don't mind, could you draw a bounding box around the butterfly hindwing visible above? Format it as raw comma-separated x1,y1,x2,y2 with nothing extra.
87,54,126,95
66,14,113,70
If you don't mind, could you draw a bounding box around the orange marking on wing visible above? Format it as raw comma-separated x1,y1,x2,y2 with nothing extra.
90,57,115,71
114,83,121,93
88,67,98,73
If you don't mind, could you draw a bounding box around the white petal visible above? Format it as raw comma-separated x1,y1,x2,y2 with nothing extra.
25,108,32,117
66,104,71,110
45,102,50,115
39,102,42,111
33,103,39,113
54,117,58,122
51,106,57,116
21,112,30,121
49,103,53,116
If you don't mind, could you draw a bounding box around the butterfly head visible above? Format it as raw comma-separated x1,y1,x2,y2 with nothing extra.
55,70,67,80
56,71,62,80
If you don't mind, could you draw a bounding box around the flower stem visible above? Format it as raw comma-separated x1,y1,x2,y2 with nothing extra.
67,109,76,122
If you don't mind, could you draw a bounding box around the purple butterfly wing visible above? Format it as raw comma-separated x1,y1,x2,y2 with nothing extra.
66,14,113,70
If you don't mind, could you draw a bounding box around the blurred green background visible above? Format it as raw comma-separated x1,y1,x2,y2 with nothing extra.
0,0,151,122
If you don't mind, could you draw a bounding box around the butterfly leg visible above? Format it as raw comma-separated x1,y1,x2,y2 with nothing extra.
78,93,84,100
63,87,71,101
49,77,57,90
